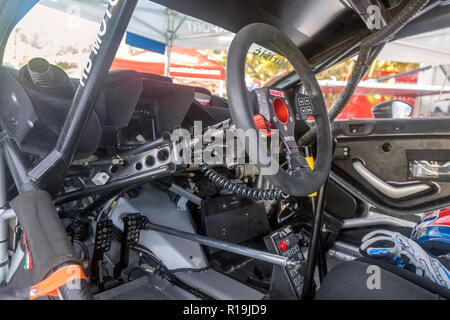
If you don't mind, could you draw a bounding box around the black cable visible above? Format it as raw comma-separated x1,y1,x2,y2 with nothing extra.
169,267,210,274
130,244,210,274
200,164,289,200
83,189,125,218
110,228,214,300
71,239,90,261
130,245,215,300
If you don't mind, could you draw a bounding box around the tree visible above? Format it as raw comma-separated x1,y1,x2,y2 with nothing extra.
211,49,293,86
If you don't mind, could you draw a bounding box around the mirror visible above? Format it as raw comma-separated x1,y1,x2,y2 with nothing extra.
372,100,413,119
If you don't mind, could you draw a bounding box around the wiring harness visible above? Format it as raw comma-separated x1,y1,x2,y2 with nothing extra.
200,164,289,200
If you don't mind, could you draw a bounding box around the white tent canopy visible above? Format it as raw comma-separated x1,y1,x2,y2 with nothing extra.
40,1,450,68
40,0,234,74
378,28,450,65
40,0,234,50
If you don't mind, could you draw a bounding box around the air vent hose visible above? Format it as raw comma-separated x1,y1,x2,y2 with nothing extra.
27,58,55,88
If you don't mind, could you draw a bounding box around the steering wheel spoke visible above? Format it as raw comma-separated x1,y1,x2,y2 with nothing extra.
287,148,309,170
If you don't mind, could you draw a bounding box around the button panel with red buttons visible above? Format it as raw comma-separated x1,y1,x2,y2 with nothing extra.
264,225,305,299
252,88,298,152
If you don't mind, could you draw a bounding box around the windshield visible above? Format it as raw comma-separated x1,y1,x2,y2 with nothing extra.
3,0,292,98
7,0,446,118
317,27,450,119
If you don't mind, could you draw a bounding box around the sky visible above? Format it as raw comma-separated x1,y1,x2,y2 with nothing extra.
3,4,100,76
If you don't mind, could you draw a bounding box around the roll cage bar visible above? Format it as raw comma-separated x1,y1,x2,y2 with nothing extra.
0,0,139,194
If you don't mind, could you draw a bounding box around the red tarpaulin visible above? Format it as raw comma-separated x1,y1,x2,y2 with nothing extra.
329,70,420,120
111,47,226,81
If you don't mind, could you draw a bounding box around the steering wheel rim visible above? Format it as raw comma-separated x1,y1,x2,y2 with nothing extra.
226,23,333,197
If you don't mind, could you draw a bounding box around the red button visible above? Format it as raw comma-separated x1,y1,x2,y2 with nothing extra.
279,241,288,251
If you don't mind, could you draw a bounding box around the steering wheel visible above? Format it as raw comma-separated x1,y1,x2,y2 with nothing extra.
226,23,333,197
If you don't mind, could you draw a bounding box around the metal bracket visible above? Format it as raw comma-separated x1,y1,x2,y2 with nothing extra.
353,159,432,199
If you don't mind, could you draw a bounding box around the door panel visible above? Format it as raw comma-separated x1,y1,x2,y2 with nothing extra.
331,118,450,214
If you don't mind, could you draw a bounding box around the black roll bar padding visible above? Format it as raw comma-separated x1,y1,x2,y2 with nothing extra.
10,190,77,278
9,190,92,299
27,0,139,189
301,182,328,300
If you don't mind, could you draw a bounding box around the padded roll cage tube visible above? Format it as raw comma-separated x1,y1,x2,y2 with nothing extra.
2,190,92,300
299,0,431,146
301,182,327,299
0,264,88,300
0,0,139,300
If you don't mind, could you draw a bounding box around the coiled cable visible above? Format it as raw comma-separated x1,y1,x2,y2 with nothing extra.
200,165,289,200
